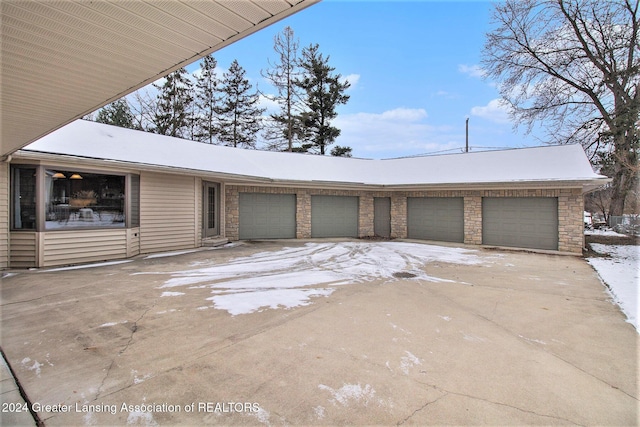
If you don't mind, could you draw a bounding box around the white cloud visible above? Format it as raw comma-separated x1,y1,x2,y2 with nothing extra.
333,107,460,158
432,90,459,99
458,64,486,78
380,107,428,121
258,94,281,115
470,99,512,124
341,73,360,89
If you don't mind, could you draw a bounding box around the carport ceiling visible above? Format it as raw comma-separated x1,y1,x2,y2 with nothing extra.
0,0,319,157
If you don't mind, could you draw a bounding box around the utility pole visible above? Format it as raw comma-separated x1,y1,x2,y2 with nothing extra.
465,117,469,153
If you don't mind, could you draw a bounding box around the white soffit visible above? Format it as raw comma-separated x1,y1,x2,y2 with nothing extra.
0,0,319,157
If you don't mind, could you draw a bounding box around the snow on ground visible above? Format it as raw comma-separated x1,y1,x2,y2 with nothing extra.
585,228,628,237
145,250,198,259
587,243,639,333
160,241,483,315
160,291,185,297
43,260,132,272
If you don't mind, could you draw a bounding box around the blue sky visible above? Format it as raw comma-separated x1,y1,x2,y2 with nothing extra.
181,0,544,159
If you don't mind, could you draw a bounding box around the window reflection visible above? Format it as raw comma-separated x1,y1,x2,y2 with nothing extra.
11,167,36,230
45,170,125,229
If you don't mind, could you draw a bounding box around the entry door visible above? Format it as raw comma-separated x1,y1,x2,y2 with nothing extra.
203,182,219,237
374,197,391,238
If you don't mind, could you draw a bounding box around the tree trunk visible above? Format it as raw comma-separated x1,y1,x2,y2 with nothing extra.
609,170,627,217
608,152,637,216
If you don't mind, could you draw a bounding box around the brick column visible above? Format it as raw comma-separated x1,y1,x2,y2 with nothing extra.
225,186,239,240
390,195,407,238
558,189,584,253
296,191,311,238
359,195,374,237
464,196,483,245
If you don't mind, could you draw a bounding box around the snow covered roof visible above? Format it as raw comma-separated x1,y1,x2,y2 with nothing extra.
20,120,608,190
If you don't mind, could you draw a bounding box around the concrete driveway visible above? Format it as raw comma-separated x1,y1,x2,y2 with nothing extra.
1,239,637,426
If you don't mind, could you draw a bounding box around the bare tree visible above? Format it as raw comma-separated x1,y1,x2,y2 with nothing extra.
585,185,614,222
261,26,304,152
482,0,639,216
129,89,159,132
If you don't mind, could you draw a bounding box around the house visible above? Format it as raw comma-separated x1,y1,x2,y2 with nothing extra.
0,0,320,270
4,120,608,268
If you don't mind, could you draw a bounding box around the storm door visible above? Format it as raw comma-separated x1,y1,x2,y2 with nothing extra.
203,182,220,237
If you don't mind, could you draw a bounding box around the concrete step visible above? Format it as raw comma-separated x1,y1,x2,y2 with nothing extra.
202,237,229,247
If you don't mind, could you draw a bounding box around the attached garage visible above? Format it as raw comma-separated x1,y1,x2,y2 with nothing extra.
239,193,296,239
311,195,358,238
11,123,608,268
482,197,558,250
407,197,464,243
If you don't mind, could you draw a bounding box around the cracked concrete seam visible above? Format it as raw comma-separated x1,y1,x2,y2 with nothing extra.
94,301,157,400
444,388,583,425
426,285,636,402
472,310,638,401
118,302,156,356
406,378,583,426
396,392,449,425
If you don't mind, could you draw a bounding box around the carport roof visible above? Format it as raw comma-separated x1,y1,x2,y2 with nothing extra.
0,0,318,157
20,120,609,191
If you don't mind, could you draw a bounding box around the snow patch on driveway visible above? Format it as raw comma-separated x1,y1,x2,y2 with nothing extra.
318,383,377,407
160,242,483,315
399,351,422,374
160,291,185,297
207,288,335,316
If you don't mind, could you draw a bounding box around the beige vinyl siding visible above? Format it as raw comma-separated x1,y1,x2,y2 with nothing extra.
127,228,140,258
0,162,8,268
9,232,37,268
140,172,197,254
195,178,202,244
42,229,128,267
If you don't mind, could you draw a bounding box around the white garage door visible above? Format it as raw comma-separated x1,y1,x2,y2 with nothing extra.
311,195,358,238
239,193,296,239
482,197,558,250
407,197,464,243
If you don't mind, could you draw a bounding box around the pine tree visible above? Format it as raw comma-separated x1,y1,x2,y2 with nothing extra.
152,67,194,138
331,145,352,157
295,44,351,155
95,98,136,129
261,26,304,152
194,55,221,144
216,60,265,148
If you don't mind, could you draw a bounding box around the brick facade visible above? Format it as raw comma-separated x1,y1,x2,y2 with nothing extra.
390,195,407,238
225,185,585,254
359,195,374,237
296,190,311,239
558,188,585,253
464,196,483,245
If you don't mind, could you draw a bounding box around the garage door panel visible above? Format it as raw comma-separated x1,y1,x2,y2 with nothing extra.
407,197,464,243
482,198,558,250
311,195,358,238
239,193,296,239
